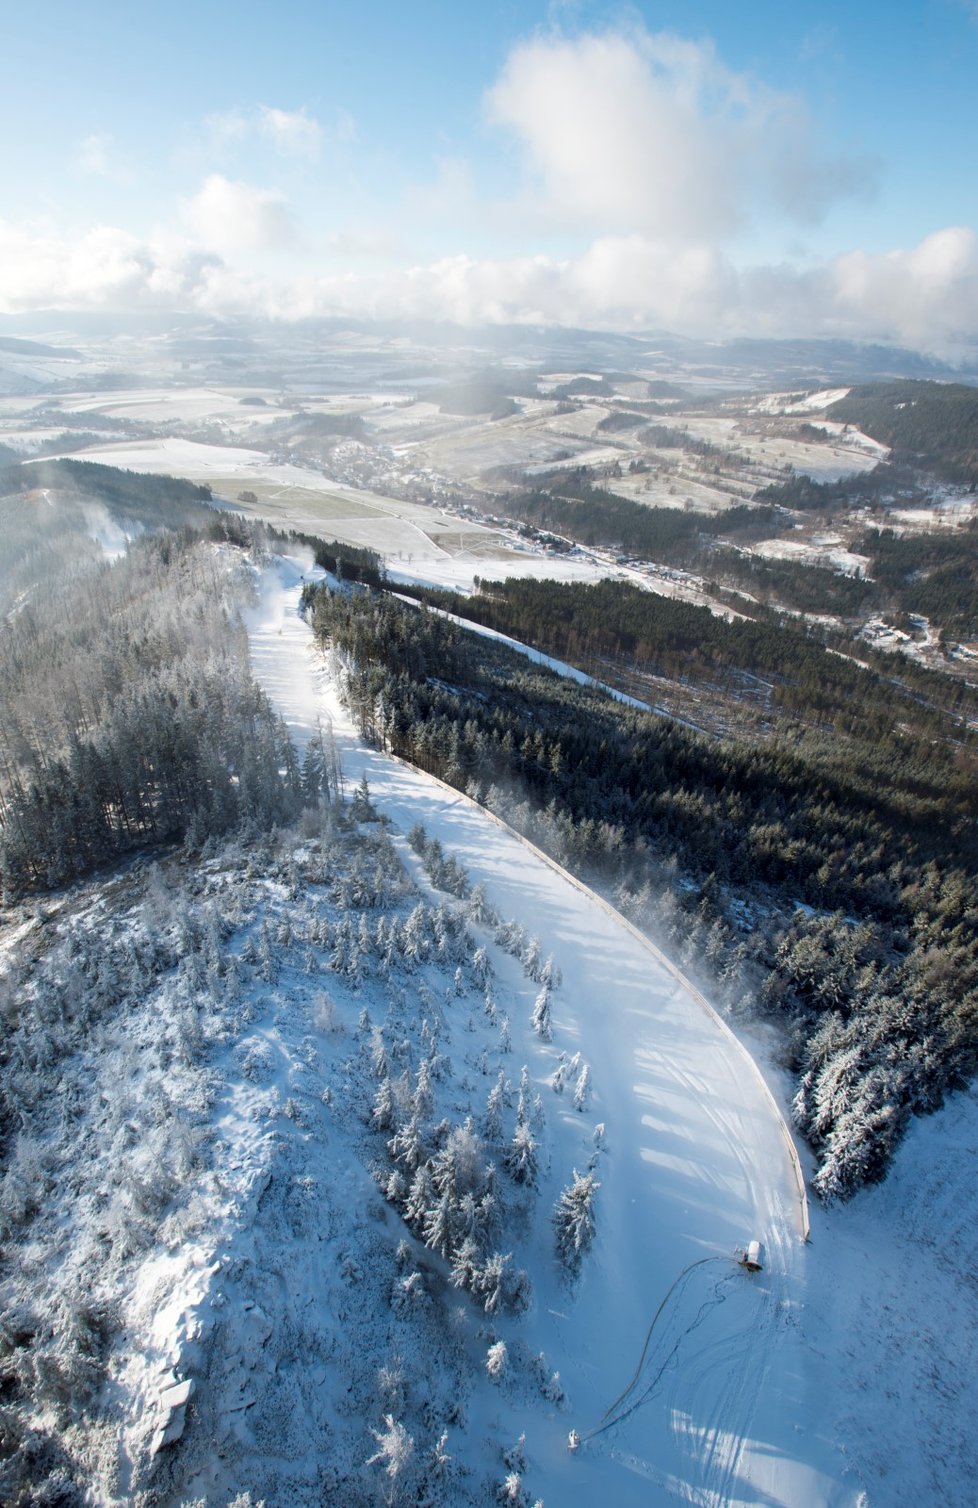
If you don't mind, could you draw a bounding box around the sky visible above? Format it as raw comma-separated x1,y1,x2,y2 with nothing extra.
2,0,978,351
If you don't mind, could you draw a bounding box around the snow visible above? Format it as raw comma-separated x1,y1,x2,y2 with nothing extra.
43,435,297,481
751,537,873,577
244,554,856,1507
753,389,853,415
800,420,890,458
802,1084,978,1504
4,534,975,1502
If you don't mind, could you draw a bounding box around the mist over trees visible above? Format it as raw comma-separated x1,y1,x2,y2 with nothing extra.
0,473,315,898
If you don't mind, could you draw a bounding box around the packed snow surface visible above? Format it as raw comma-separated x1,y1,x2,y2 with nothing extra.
245,556,859,1507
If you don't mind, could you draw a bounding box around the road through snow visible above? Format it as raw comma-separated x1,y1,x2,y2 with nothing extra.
245,555,860,1508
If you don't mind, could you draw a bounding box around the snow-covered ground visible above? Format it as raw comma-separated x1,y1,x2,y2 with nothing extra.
5,534,976,1503
753,388,853,416
751,536,873,577
802,1083,978,1505
245,555,860,1507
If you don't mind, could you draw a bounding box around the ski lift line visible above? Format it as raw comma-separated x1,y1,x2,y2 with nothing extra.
575,1256,737,1447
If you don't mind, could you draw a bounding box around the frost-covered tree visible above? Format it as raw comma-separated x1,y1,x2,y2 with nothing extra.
368,1414,414,1505
390,1113,426,1175
423,1188,455,1260
530,986,552,1041
504,1123,538,1187
479,1251,513,1316
516,1065,531,1126
540,954,562,991
372,1077,397,1132
553,1170,600,1273
351,772,375,821
450,1235,480,1292
412,1058,434,1121
573,1064,591,1112
427,1430,452,1486
468,881,495,927
472,944,492,985
484,1072,506,1143
400,1158,432,1227
370,1026,389,1079
486,1339,507,1381
523,934,543,982
402,902,430,965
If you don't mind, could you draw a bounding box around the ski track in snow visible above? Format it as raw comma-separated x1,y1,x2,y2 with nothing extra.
243,553,859,1508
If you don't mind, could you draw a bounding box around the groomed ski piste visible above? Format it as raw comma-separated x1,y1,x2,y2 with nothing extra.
245,552,861,1508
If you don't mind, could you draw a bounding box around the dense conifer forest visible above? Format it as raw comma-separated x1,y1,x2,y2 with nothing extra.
306,580,978,1200
486,476,767,562
828,381,978,485
399,575,978,749
0,473,317,899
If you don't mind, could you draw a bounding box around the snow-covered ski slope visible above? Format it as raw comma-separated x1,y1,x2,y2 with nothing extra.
246,554,859,1507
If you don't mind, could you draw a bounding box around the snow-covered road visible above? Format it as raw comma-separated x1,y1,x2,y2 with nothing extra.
245,554,859,1508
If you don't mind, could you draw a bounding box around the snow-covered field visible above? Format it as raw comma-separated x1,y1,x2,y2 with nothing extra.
753,388,853,416
751,536,873,577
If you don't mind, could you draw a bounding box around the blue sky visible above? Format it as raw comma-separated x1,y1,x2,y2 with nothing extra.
3,0,977,348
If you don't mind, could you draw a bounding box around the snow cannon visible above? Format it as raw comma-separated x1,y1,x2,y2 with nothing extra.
740,1240,764,1272
568,1429,581,1453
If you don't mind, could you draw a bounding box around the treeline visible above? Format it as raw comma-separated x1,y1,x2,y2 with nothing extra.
494,465,978,645
829,381,978,485
706,549,875,618
431,372,540,418
754,461,919,514
856,523,978,640
489,475,773,560
305,583,978,1198
401,575,977,751
0,458,215,529
286,531,386,586
0,532,308,898
283,412,367,441
637,424,734,461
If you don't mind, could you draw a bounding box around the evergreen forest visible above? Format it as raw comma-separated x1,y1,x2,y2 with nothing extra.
305,579,978,1200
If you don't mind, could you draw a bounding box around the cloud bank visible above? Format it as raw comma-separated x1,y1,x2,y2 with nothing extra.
1,29,975,355
2,216,975,354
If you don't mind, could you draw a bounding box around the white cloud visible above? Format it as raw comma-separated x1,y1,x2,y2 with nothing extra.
279,227,978,353
181,174,296,252
256,106,323,159
486,28,874,241
203,109,250,148
0,221,221,311
327,228,404,260
204,104,343,160
74,133,131,183
1,213,976,358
